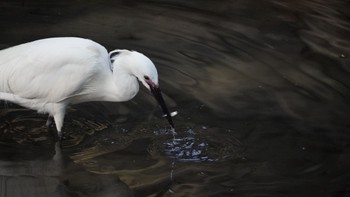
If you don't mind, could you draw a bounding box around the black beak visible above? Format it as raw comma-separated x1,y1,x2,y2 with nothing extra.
150,85,174,128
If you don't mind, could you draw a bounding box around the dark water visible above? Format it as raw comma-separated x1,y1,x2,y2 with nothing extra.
1,0,350,196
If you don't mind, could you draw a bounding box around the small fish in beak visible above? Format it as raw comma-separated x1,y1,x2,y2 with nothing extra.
146,78,175,128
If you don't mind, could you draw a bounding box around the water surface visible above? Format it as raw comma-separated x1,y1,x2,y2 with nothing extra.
0,0,350,196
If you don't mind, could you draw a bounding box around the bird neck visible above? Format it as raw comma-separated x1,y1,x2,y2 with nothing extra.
110,66,139,102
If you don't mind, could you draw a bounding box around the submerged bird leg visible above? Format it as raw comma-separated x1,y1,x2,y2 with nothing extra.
53,141,63,161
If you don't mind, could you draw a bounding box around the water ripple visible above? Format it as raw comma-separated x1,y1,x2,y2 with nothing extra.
149,126,243,162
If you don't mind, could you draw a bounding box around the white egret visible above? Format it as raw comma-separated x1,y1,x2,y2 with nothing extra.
0,37,174,140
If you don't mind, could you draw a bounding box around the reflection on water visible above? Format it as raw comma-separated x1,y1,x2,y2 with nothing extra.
1,0,350,196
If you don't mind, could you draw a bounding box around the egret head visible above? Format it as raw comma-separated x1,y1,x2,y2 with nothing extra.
110,50,174,128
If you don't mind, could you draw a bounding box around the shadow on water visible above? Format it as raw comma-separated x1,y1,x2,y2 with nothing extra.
1,0,350,196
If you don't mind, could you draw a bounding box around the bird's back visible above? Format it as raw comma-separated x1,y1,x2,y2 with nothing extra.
0,37,111,109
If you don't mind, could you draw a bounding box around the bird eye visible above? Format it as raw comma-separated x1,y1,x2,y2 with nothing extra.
144,76,150,80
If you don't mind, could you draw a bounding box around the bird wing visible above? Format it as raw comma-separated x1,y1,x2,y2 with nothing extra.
0,37,111,103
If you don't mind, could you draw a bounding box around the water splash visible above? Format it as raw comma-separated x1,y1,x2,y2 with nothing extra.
159,126,242,162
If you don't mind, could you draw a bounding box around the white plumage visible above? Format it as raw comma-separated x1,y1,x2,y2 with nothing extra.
0,37,173,140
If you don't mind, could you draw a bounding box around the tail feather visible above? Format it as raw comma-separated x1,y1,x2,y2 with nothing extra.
0,92,46,113
0,92,25,104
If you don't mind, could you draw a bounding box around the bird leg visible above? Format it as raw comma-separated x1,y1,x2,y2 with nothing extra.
46,115,55,128
54,114,64,141
46,114,62,148
53,104,66,142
